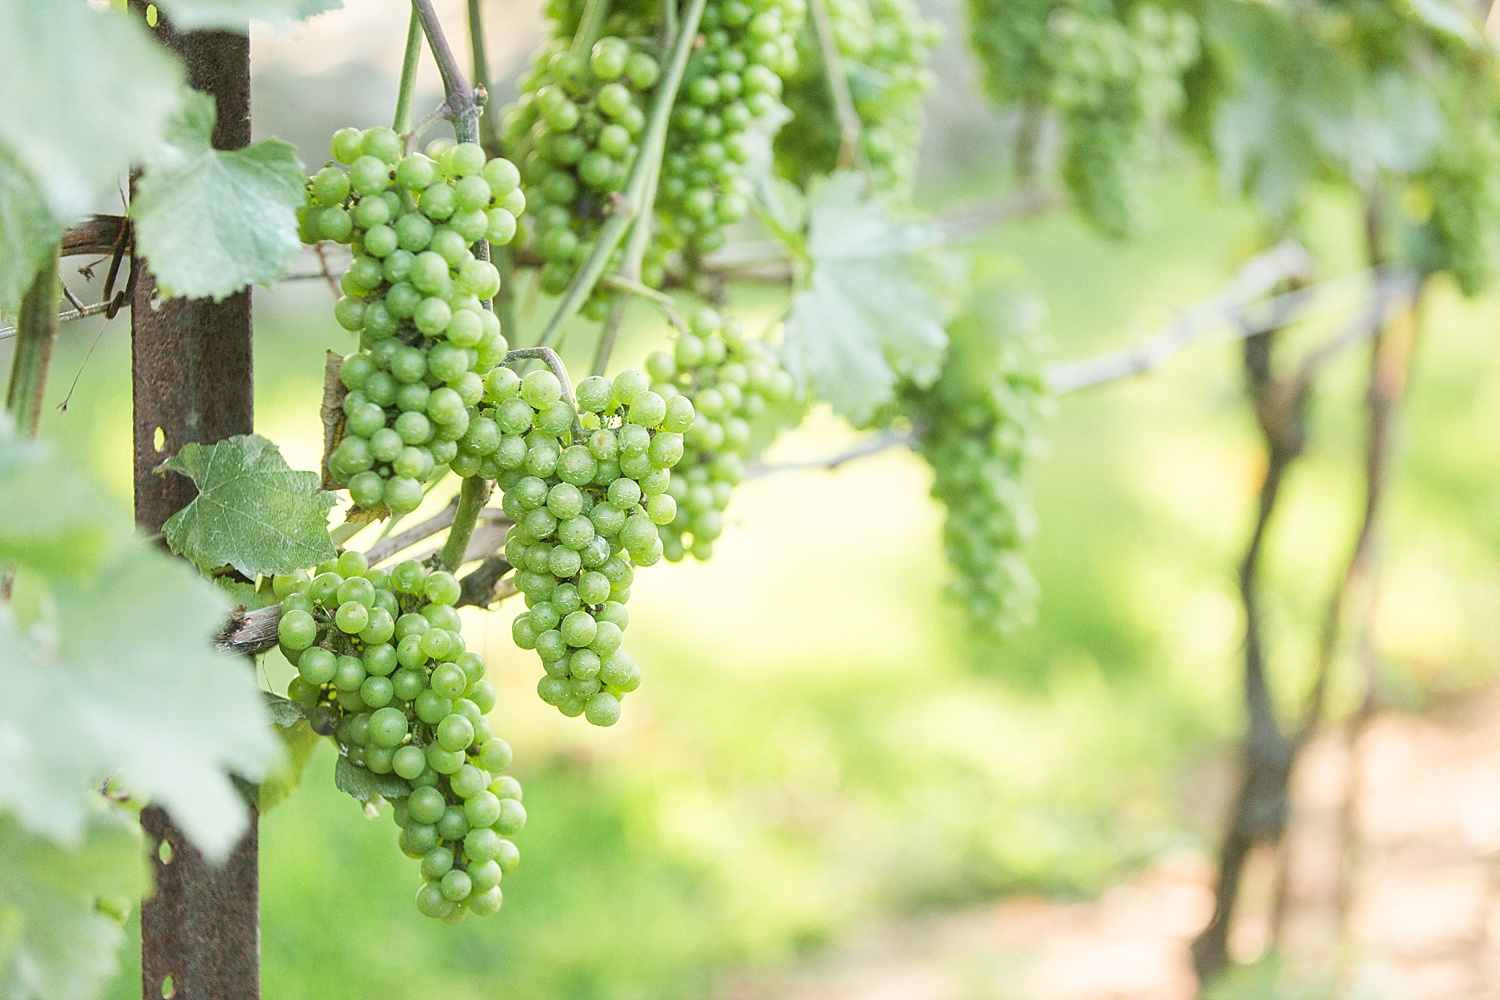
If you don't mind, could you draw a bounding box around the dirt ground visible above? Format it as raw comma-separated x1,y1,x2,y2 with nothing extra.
720,687,1500,1000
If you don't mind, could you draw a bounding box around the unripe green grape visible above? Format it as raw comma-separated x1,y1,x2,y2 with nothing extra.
349,155,390,196
331,127,364,165
278,609,317,650
393,744,427,779
361,126,403,165
312,166,351,206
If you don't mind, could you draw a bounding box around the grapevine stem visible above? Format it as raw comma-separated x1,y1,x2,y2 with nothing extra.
392,7,423,132
534,0,707,350
570,0,612,60
441,474,493,571
595,299,630,377
5,245,62,434
661,0,678,47
593,160,663,375
806,0,867,173
600,274,688,333
504,347,578,409
411,0,481,145
466,0,502,154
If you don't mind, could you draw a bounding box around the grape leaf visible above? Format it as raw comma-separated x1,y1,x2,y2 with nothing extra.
1308,70,1444,185
259,698,322,814
263,693,306,729
150,0,342,31
1407,0,1482,44
0,808,145,1000
0,0,184,217
0,147,65,318
0,418,120,580
0,536,281,859
333,756,411,803
780,172,958,425
159,433,336,578
132,91,306,301
214,577,279,610
1203,3,1444,214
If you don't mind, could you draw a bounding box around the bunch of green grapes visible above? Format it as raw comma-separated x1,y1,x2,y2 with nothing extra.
488,366,691,724
502,31,661,305
641,308,797,561
776,0,939,196
300,126,523,515
898,289,1048,644
274,550,524,922
654,0,805,263
967,0,1197,236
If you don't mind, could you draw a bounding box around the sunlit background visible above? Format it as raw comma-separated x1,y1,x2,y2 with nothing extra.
14,0,1500,996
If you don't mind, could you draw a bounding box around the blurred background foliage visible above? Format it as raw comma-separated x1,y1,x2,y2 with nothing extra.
11,0,1499,996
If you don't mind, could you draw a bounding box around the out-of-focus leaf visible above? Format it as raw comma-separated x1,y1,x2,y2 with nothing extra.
0,536,281,859
1407,0,1481,44
0,147,65,317
1310,70,1445,183
0,419,120,580
259,714,322,814
132,92,306,300
781,172,958,425
151,0,342,31
160,433,335,578
0,0,183,217
0,808,145,1000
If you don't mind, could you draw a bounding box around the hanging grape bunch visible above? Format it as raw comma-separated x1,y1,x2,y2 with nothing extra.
274,551,524,922
643,308,797,562
898,292,1048,643
502,27,660,306
966,0,1196,236
488,365,691,724
300,126,523,515
654,0,806,266
776,0,939,196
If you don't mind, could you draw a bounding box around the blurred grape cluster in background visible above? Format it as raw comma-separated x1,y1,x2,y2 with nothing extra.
18,1,1500,997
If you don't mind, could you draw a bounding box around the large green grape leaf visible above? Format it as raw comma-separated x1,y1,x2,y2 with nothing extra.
150,0,341,30
0,0,183,217
0,808,145,1000
0,418,120,581
0,536,280,859
160,434,336,578
132,92,306,301
781,172,957,425
0,147,65,318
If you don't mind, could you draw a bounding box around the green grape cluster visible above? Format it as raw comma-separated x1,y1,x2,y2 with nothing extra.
274,550,524,922
967,0,1197,235
503,30,660,304
489,366,691,724
653,0,805,263
898,289,1047,644
300,126,523,514
777,0,939,196
642,308,797,561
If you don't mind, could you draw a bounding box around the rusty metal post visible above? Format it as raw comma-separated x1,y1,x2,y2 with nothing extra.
129,10,260,1000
